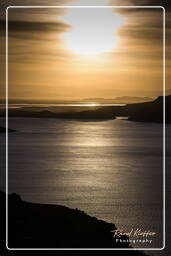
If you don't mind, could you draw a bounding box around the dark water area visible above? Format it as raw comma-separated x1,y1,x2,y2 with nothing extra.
0,117,169,252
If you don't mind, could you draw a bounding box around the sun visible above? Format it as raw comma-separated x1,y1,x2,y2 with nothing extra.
61,7,124,56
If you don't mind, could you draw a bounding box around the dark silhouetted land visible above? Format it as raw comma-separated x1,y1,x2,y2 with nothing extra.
0,190,146,254
0,96,170,123
128,95,171,123
0,108,116,120
0,126,16,133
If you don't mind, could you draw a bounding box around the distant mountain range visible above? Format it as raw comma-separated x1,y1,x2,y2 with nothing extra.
82,96,153,103
0,96,153,105
113,96,153,103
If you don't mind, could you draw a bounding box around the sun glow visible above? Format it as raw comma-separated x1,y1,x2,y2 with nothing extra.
61,8,124,56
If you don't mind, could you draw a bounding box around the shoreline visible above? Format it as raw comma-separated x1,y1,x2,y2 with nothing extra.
0,190,146,254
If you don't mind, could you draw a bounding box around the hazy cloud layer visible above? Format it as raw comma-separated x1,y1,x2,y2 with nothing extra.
109,0,170,9
0,0,170,100
0,20,70,33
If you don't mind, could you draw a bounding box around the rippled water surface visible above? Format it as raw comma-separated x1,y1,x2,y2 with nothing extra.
0,118,169,250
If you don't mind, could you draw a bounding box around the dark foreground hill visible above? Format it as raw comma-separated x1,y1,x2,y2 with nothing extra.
128,95,171,123
0,126,16,133
0,191,145,254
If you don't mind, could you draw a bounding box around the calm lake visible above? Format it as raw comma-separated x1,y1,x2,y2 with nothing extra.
0,117,170,251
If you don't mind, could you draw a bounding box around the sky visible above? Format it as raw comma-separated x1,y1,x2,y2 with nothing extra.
0,0,170,101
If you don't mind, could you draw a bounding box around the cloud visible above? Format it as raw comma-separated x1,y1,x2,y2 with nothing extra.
8,20,70,33
119,31,163,46
0,0,74,15
0,19,71,40
109,3,171,44
118,22,163,43
109,0,170,10
131,0,170,11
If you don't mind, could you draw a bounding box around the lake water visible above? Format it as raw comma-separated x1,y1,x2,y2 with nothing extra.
0,117,170,252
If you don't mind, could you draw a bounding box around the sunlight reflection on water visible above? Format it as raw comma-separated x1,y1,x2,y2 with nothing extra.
0,118,165,249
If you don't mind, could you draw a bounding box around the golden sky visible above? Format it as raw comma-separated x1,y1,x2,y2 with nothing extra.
0,0,170,101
